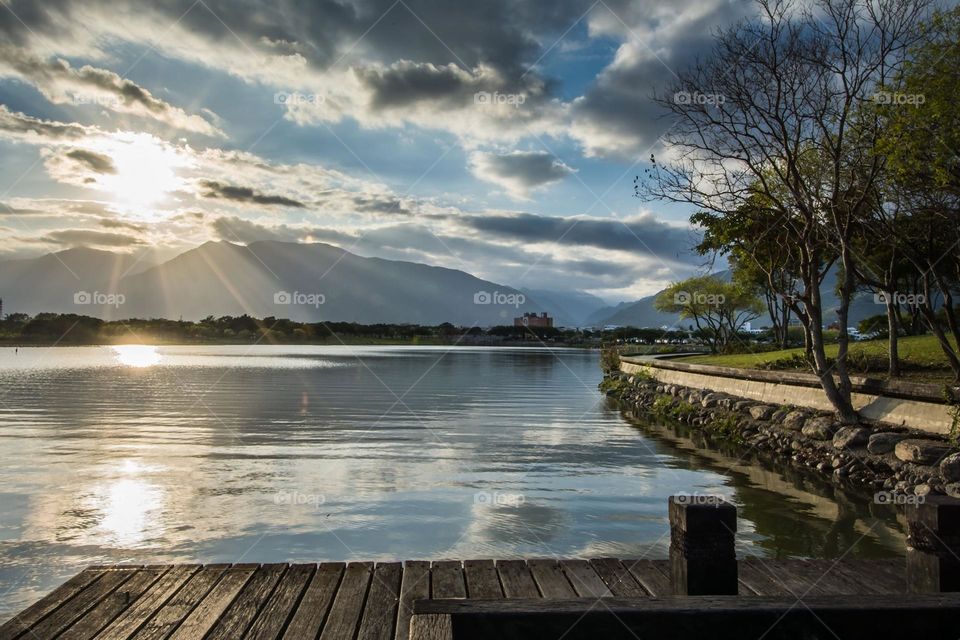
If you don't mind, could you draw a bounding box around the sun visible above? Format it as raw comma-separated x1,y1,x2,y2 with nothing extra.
94,133,188,212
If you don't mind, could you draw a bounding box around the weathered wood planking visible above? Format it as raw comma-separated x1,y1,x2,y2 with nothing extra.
2,558,911,640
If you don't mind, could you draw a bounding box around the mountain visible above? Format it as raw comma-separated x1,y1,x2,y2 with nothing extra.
0,247,157,319
585,295,681,329
586,268,892,330
519,288,609,327
0,241,549,326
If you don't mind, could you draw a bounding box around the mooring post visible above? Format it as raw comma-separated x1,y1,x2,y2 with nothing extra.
668,494,738,595
906,496,960,593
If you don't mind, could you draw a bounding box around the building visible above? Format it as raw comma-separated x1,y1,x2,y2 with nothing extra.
515,312,553,328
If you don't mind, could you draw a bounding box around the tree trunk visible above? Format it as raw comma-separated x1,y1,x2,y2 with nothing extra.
886,295,901,378
807,260,858,424
834,248,855,402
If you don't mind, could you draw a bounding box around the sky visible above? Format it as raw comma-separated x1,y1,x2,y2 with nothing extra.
0,0,756,302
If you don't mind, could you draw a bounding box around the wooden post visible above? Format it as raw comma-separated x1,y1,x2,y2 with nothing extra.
906,496,960,593
668,495,738,595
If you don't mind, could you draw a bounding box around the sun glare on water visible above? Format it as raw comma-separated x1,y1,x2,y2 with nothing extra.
113,345,162,368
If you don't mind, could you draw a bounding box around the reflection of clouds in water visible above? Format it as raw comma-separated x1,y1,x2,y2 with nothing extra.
443,500,570,557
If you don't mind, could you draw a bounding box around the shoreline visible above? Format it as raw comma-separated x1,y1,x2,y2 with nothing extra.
601,371,960,503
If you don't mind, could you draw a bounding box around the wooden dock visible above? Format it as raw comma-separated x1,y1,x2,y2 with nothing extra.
4,495,960,639
0,557,910,640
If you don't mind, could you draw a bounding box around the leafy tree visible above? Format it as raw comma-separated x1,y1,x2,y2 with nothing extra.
875,7,960,380
654,276,763,354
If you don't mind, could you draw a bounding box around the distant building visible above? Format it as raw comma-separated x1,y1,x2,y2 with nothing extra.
515,312,553,328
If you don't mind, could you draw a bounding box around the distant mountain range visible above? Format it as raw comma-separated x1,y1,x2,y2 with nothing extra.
586,269,892,330
0,242,889,328
0,242,604,326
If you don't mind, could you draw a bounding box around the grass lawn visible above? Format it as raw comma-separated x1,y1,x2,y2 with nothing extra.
678,334,958,384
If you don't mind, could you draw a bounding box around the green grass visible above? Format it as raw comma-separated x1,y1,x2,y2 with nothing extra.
680,334,957,383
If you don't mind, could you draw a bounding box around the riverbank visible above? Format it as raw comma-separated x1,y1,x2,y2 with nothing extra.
600,371,960,502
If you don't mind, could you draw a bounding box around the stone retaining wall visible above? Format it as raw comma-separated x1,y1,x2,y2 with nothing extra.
601,373,960,501
619,357,955,435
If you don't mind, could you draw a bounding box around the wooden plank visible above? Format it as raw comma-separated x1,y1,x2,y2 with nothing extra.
130,565,230,640
408,614,453,640
167,564,256,640
59,568,167,640
463,560,502,599
94,566,198,640
737,558,790,596
29,567,137,639
797,560,888,595
357,562,403,640
206,564,287,640
559,560,609,598
395,561,429,640
830,560,904,595
282,563,344,640
495,561,539,598
765,560,851,596
429,562,465,599
526,560,576,599
590,559,648,597
0,568,104,640
622,560,671,597
245,564,315,640
319,562,374,640
737,558,819,597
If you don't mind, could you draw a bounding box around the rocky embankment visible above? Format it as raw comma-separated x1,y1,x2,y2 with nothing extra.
601,372,960,501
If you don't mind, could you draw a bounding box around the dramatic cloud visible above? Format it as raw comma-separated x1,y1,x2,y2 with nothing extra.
41,228,145,247
0,105,92,142
63,148,115,174
0,47,224,137
470,151,575,198
0,0,750,299
199,180,306,208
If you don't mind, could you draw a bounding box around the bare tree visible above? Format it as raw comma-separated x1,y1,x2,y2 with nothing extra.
638,0,930,423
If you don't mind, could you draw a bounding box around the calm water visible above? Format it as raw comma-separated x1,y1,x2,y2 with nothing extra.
0,345,904,617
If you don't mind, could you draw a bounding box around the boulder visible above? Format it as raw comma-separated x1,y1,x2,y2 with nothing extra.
782,410,808,430
940,452,960,483
894,439,953,466
833,426,870,450
867,432,909,455
946,483,960,499
749,405,775,421
801,417,838,440
701,393,722,409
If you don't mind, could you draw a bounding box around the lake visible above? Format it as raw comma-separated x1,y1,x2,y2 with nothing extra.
0,345,904,618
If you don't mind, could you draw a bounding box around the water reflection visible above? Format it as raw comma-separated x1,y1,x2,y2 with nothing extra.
0,345,905,619
616,407,906,559
112,345,161,368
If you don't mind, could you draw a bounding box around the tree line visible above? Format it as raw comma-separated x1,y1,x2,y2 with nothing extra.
0,312,610,344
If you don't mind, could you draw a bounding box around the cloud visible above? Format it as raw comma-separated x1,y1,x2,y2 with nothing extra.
457,210,695,258
469,151,575,198
0,105,93,142
64,148,115,174
41,228,145,247
0,47,225,137
198,180,306,208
